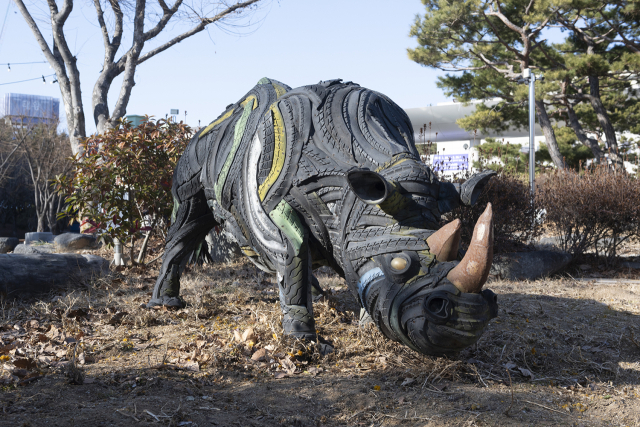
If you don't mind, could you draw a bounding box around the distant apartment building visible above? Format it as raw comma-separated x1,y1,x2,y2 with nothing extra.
0,93,60,126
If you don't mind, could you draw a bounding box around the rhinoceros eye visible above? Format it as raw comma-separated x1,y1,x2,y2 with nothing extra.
390,257,408,271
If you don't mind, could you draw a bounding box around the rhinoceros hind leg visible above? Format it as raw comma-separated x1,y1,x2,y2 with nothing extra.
147,190,217,308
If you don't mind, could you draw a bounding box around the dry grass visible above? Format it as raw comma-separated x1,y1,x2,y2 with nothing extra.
0,256,639,426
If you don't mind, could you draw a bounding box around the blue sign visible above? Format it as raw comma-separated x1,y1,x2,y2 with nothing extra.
431,154,469,172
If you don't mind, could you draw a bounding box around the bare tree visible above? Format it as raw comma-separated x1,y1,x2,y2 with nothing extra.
14,0,265,155
10,119,73,233
0,121,24,185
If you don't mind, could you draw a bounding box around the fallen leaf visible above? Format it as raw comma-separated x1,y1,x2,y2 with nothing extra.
401,377,415,386
307,367,322,376
274,372,288,379
233,330,242,342
13,358,37,370
518,367,535,380
108,311,128,325
178,361,199,372
251,348,268,362
242,327,256,343
46,325,60,340
0,343,17,354
280,357,296,375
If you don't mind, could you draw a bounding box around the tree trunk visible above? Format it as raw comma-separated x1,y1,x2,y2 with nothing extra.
534,100,566,169
588,75,624,171
564,101,605,163
36,211,47,233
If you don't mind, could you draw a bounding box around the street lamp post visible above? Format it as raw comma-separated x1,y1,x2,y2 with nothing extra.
522,68,536,196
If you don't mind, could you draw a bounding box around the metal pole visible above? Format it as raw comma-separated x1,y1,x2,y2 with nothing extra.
114,238,123,266
528,71,536,196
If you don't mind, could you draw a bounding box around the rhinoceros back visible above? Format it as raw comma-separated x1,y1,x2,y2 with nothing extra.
170,78,291,204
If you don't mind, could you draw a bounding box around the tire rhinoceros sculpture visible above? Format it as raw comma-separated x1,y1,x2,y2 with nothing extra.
148,78,498,356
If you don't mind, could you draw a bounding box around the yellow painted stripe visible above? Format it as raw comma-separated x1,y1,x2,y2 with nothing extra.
200,108,235,138
240,95,258,110
375,157,408,173
258,104,286,201
214,97,254,201
272,83,287,98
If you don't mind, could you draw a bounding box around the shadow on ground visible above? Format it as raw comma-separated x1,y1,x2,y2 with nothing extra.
1,261,639,426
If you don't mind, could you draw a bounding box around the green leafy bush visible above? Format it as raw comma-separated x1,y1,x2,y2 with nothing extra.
536,166,640,260
55,117,191,261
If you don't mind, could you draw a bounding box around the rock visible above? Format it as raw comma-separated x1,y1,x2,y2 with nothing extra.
0,237,19,253
251,348,268,362
490,250,572,281
54,233,97,250
24,232,54,245
205,228,242,263
0,253,110,296
13,243,55,254
622,261,640,270
534,236,563,250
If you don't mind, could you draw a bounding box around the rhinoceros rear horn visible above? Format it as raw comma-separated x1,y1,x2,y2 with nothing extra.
447,203,494,293
427,219,462,262
347,170,390,205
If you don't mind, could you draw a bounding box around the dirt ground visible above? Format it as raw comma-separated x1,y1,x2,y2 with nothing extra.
1,254,639,427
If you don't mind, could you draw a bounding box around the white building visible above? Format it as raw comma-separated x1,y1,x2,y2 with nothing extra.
403,100,638,175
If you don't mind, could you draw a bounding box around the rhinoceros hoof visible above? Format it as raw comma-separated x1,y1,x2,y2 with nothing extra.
146,295,186,309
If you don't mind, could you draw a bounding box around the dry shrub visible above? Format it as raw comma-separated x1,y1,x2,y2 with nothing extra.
443,173,542,253
536,165,640,260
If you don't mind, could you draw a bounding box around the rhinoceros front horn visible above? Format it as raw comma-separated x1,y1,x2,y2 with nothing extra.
447,203,494,293
346,170,390,205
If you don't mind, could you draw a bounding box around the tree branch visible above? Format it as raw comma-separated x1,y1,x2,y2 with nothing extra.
135,0,261,67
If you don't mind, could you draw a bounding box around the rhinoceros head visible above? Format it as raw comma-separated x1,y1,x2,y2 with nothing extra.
345,167,498,356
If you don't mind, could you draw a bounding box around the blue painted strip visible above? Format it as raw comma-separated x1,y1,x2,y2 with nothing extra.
357,267,385,307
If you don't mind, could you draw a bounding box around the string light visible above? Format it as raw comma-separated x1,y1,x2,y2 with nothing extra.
0,73,56,86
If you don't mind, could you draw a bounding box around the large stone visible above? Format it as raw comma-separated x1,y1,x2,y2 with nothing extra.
24,232,54,245
0,254,110,296
0,237,19,254
490,250,572,281
205,228,242,263
54,233,97,250
534,236,563,250
13,243,56,254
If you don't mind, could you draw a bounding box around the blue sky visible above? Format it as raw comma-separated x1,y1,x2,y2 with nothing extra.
0,0,450,133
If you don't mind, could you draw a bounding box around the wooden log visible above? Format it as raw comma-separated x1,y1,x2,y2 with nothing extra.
0,254,109,297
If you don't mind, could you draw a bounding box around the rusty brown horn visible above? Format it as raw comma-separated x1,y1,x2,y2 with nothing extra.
426,219,462,262
447,203,494,293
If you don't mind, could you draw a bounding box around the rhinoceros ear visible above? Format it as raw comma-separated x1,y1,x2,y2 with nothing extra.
347,169,390,205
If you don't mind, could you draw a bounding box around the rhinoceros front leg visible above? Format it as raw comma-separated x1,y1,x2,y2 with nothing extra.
147,190,217,308
278,237,317,340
